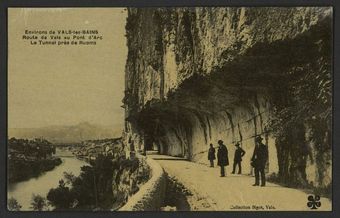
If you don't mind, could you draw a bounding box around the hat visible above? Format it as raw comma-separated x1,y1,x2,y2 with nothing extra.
218,140,223,144
235,142,240,147
255,136,263,142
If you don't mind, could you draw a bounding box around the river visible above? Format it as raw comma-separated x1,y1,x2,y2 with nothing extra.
7,149,88,211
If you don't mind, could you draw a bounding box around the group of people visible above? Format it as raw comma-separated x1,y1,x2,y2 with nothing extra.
207,135,268,186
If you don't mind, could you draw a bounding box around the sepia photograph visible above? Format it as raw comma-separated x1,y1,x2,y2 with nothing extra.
7,7,332,211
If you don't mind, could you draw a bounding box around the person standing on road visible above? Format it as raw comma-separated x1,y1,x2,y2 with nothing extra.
217,140,229,177
251,136,268,186
232,142,246,174
208,143,216,167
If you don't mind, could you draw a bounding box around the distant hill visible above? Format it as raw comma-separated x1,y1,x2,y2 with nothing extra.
8,122,122,143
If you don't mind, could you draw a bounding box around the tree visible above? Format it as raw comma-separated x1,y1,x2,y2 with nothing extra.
47,155,116,210
7,197,22,211
30,194,48,211
47,179,75,210
269,38,332,188
63,172,77,185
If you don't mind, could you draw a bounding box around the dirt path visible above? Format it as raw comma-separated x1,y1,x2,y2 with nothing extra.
149,154,331,211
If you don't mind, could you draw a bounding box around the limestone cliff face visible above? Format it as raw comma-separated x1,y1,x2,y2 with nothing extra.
123,7,332,191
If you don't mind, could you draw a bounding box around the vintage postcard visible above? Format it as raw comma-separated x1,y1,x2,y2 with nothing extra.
7,7,332,211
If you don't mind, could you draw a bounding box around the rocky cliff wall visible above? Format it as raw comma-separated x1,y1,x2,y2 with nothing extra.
123,7,332,191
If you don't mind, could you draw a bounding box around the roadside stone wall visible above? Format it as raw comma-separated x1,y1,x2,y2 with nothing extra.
119,155,166,211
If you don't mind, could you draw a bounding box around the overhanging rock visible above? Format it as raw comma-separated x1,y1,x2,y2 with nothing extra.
122,7,332,190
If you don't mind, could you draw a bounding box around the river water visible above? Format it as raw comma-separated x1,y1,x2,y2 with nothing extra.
7,149,88,211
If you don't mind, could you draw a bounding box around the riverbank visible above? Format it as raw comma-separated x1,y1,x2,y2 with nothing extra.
8,157,62,183
8,137,62,184
8,156,88,211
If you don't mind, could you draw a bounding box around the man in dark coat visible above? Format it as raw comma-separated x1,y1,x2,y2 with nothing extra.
232,142,246,174
251,136,269,186
217,140,229,177
208,143,216,167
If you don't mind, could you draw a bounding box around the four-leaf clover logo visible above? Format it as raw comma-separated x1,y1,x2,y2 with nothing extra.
307,195,321,209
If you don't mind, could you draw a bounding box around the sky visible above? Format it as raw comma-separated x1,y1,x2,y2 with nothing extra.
8,8,127,129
